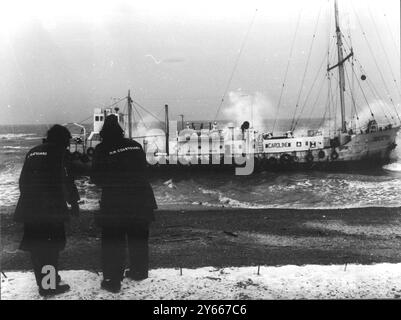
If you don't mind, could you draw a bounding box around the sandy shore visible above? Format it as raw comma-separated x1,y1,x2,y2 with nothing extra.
2,263,401,300
2,205,401,271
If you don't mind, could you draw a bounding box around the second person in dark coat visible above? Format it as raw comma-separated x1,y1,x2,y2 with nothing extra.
91,115,157,293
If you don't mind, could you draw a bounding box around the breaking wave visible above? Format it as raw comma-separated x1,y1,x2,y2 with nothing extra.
382,134,401,172
0,133,38,140
1,146,30,150
0,166,21,207
383,163,401,172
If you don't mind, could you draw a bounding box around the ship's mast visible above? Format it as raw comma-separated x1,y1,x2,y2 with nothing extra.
165,104,169,155
334,0,347,133
127,90,133,139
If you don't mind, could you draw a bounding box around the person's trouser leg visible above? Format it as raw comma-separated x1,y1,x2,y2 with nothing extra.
101,226,126,282
30,246,60,289
127,222,149,278
24,221,65,289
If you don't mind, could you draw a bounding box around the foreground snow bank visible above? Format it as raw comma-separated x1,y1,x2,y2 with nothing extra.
2,263,401,300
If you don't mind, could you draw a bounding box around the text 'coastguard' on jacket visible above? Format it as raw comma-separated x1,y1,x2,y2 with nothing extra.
90,137,157,222
14,142,80,223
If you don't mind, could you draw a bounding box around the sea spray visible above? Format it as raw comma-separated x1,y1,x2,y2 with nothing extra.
356,99,398,126
133,115,166,153
222,91,275,132
383,131,401,172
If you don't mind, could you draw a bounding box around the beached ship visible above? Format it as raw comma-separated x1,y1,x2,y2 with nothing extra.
69,0,400,172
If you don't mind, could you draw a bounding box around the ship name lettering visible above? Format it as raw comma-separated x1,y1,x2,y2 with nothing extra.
266,142,291,148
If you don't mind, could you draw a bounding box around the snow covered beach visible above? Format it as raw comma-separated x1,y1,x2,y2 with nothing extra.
2,263,401,300
3,206,401,299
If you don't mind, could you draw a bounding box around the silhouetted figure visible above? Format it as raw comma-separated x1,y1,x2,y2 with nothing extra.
241,121,250,134
91,115,157,293
14,125,79,296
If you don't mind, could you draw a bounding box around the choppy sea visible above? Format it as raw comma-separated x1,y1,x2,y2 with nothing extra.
1,123,401,211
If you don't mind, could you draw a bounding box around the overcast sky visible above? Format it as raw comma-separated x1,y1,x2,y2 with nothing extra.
0,0,400,125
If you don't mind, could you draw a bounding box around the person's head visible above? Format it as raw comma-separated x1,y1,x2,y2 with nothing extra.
241,121,250,131
100,115,124,142
46,125,72,148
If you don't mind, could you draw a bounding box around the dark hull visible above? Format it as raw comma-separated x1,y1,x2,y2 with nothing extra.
70,154,395,177
69,126,399,176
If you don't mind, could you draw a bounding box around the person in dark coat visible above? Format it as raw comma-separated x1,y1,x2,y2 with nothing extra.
14,124,80,296
91,115,157,293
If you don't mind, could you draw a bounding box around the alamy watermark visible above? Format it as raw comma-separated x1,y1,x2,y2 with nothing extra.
41,265,57,290
141,121,255,175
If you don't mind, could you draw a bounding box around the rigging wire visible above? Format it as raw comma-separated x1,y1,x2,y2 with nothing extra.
104,96,128,109
331,69,372,129
293,39,337,130
351,2,401,123
326,71,337,133
325,2,333,136
346,12,399,125
76,115,93,124
74,96,128,125
344,0,356,129
333,72,339,132
132,104,149,130
326,74,333,136
347,68,374,119
121,102,128,133
155,108,167,122
328,77,332,136
293,55,328,130
272,8,303,132
347,54,355,128
320,7,335,135
132,100,164,124
317,83,332,130
344,63,392,126
290,4,324,131
382,11,401,59
382,9,401,112
353,57,397,123
346,60,361,129
293,0,335,132
131,103,161,150
127,102,163,150
303,71,327,128
131,101,136,125
367,6,401,101
213,9,258,121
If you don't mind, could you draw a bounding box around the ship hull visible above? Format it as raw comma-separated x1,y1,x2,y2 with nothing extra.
69,126,399,175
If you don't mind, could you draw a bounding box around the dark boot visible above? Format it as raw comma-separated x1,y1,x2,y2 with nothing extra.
39,283,70,297
101,279,121,293
124,269,148,281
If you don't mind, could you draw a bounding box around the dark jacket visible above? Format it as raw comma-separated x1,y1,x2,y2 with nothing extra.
14,143,80,224
91,138,157,225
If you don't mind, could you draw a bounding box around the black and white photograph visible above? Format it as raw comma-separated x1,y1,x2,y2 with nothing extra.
1,0,401,304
